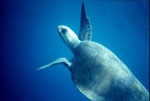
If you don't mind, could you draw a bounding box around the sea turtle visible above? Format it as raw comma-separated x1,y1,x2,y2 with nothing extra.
37,2,149,101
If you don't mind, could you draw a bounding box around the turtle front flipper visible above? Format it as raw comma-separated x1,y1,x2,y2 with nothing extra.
37,57,72,71
79,2,92,41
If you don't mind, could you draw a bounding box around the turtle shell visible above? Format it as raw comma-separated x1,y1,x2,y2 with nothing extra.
71,41,149,101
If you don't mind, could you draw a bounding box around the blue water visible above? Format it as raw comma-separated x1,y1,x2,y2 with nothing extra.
0,0,149,101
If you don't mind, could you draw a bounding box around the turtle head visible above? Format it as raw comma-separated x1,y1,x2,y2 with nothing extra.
57,25,81,50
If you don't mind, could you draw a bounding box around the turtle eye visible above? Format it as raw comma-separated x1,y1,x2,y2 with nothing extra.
61,28,67,34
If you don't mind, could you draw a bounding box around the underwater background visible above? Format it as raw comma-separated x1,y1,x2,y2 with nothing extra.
0,0,149,101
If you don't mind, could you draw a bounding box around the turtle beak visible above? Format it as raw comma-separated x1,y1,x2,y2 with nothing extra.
57,25,63,33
